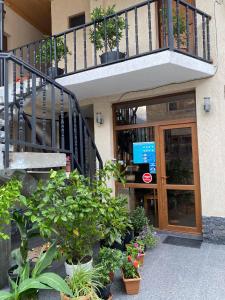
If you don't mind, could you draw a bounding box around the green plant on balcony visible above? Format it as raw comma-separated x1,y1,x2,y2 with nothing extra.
160,8,187,47
89,5,126,63
35,36,71,77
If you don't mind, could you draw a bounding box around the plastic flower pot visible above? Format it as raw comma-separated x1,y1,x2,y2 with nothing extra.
100,51,125,64
122,271,141,295
60,293,91,300
97,283,112,300
64,257,93,277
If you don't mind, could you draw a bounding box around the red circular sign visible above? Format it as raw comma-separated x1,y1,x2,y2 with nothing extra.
142,173,152,184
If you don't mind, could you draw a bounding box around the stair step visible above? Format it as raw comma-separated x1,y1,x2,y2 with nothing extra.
0,131,5,142
0,144,13,152
0,119,5,127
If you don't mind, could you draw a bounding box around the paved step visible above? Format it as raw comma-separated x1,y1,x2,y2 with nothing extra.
0,152,66,170
0,130,5,142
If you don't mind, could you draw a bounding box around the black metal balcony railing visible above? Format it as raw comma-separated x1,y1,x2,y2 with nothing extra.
0,52,103,174
10,0,211,79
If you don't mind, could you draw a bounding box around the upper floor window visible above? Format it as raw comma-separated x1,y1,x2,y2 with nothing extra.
69,13,85,29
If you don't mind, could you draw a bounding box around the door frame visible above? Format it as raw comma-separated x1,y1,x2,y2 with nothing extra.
157,121,202,234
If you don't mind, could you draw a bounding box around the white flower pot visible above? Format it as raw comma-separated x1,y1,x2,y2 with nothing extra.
64,258,93,277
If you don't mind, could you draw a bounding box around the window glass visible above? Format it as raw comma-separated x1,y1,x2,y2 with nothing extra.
116,127,157,184
115,93,196,126
69,13,85,28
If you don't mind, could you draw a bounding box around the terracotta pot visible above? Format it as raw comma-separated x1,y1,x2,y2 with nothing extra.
61,292,91,300
137,253,145,266
122,272,141,295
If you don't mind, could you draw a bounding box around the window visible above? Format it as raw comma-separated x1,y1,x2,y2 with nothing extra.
69,13,85,28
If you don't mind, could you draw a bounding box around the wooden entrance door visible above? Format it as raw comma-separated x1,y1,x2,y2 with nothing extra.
159,122,201,233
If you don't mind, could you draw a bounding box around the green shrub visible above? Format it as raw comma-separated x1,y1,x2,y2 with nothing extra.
89,5,125,52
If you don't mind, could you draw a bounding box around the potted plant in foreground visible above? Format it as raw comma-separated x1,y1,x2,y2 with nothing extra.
96,265,112,300
0,243,73,300
61,266,102,300
24,170,103,277
35,36,71,78
122,256,141,295
90,5,126,64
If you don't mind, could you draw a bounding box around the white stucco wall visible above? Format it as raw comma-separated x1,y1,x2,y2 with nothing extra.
5,6,43,50
53,0,225,219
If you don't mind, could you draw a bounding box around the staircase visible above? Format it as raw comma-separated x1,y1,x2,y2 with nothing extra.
0,52,102,176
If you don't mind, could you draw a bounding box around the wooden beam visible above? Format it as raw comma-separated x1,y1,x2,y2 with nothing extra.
5,0,51,35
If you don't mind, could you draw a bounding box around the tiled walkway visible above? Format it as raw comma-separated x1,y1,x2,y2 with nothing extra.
36,235,225,299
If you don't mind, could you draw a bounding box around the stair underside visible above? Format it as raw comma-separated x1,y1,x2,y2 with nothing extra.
0,152,66,170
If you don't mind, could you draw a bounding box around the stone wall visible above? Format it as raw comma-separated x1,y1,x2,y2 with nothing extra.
202,217,225,244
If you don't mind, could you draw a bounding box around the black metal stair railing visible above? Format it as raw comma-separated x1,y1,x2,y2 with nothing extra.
10,0,211,79
0,52,103,175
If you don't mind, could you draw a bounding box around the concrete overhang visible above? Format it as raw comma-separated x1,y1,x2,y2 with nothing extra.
56,50,216,100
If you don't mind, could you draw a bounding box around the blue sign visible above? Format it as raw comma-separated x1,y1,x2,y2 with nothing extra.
133,142,156,174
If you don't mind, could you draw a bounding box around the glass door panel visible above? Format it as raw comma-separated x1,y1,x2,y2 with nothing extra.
164,127,194,185
160,123,201,233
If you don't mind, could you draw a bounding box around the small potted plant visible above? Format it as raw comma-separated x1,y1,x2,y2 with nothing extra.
61,266,102,300
130,206,148,237
96,265,113,300
122,256,141,295
35,36,71,78
126,240,145,266
137,224,158,250
98,247,123,282
89,5,126,64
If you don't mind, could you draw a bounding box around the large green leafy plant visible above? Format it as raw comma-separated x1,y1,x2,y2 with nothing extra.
23,170,103,263
0,243,73,300
89,5,126,52
23,161,130,262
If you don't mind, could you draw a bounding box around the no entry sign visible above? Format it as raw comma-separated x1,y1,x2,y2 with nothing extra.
142,173,152,184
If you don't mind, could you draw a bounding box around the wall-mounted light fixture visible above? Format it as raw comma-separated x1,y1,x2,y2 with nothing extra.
96,112,104,126
204,97,211,113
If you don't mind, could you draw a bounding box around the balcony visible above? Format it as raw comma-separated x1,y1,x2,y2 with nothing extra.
11,0,215,100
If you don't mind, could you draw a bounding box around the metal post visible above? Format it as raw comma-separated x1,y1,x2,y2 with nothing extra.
167,0,174,50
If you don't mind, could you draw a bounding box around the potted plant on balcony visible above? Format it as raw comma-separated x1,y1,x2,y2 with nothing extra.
35,36,71,78
122,256,141,295
60,266,102,300
89,5,126,64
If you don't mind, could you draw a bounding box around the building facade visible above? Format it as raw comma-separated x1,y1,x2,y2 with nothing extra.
1,0,225,243
52,0,225,243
